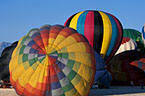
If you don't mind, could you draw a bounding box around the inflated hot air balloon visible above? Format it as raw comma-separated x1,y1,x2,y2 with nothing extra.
64,10,123,63
9,25,96,96
123,29,144,51
142,24,145,45
115,37,137,55
123,29,142,41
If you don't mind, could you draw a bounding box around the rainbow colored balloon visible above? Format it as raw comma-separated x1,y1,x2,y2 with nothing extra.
64,10,123,63
9,25,96,96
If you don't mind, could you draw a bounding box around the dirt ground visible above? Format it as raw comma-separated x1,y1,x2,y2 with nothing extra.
0,86,145,96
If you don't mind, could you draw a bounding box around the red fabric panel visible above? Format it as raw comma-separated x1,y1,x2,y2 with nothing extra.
84,11,94,47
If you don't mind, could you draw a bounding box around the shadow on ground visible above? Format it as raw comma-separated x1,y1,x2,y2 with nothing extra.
89,86,145,96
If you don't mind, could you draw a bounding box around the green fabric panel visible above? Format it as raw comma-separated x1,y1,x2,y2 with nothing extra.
22,54,28,62
67,71,77,80
61,53,68,58
39,57,45,63
29,58,38,66
67,60,75,68
62,83,73,92
19,45,26,54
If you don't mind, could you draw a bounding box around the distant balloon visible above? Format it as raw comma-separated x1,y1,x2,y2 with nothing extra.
123,29,142,41
9,25,96,96
64,10,123,64
123,29,144,50
0,41,18,81
142,24,145,45
115,37,137,55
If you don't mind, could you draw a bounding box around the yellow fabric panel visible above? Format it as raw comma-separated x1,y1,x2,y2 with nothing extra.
64,88,77,96
69,53,92,67
71,75,81,86
73,79,89,96
38,57,48,78
35,64,48,89
28,63,45,88
59,42,87,53
11,63,25,82
99,11,112,57
48,38,56,49
53,35,65,49
10,36,24,59
69,11,84,29
57,36,78,50
73,92,81,96
9,55,19,72
78,64,93,81
18,67,34,87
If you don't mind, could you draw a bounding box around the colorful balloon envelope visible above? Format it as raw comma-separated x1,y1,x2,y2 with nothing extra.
123,29,144,50
64,10,123,63
123,29,142,42
9,25,96,96
115,37,137,55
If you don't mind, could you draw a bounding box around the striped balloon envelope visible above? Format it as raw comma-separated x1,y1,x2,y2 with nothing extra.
64,10,123,64
115,37,137,55
9,25,96,96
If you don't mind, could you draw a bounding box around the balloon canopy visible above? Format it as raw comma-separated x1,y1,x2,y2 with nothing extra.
123,29,142,41
9,25,96,96
115,37,137,55
0,41,18,81
64,10,123,64
108,50,145,85
123,29,144,51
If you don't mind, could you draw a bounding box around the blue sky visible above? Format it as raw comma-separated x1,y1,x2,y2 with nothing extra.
0,0,145,42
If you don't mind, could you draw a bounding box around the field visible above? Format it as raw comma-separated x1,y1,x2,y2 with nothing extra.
0,86,145,96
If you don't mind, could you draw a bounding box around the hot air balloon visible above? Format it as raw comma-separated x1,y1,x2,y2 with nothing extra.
64,10,123,64
0,41,18,88
142,24,145,45
9,25,96,96
123,29,144,51
123,29,142,41
108,50,145,85
0,41,18,81
115,37,137,55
